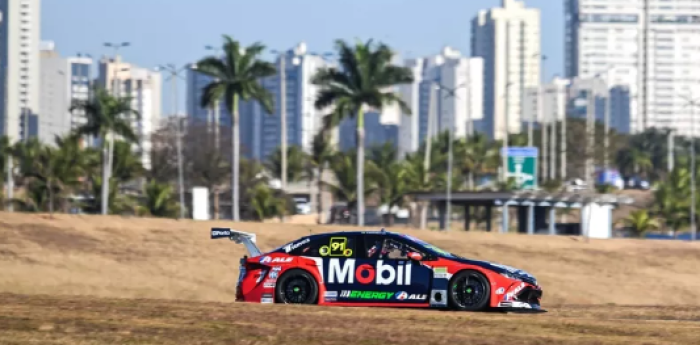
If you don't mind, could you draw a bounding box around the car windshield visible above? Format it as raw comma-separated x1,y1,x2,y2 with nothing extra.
399,234,458,258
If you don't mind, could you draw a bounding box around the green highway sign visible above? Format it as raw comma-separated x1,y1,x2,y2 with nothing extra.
501,147,538,190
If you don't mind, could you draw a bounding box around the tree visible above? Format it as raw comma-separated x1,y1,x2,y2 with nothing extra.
456,133,500,190
368,142,408,226
619,210,660,237
309,130,335,224
70,86,141,215
266,145,308,183
312,39,414,226
196,34,276,221
325,149,382,213
137,180,180,218
250,183,287,221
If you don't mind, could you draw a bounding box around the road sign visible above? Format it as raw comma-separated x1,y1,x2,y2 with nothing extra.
501,147,538,190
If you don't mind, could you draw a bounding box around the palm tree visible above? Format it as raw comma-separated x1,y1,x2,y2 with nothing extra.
457,133,500,190
267,145,308,184
250,183,287,221
404,151,445,228
309,130,335,224
312,39,414,226
618,210,660,238
138,180,180,218
70,86,140,215
325,149,382,215
196,35,276,221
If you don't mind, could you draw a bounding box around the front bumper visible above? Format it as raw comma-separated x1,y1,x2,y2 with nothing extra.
497,285,546,313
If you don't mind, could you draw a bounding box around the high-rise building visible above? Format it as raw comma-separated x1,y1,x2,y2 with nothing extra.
566,0,700,136
397,47,483,158
39,41,93,144
472,0,541,140
0,0,40,142
338,111,399,152
185,42,333,161
522,77,571,126
98,55,162,169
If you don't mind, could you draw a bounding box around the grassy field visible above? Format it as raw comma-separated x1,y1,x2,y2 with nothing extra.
1,211,700,344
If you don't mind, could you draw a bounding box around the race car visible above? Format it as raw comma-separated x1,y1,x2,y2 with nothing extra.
212,227,544,312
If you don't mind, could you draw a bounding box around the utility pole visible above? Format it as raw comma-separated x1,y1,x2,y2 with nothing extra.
667,129,674,173
2,60,13,211
585,88,595,188
549,89,557,180
502,82,513,182
280,55,287,200
157,64,188,219
682,94,698,242
420,84,437,229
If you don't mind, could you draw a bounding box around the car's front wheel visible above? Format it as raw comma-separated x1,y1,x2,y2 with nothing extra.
448,269,491,311
275,269,318,304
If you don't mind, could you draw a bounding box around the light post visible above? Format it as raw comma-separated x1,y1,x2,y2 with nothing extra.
434,82,468,231
156,64,188,219
102,41,130,215
2,59,12,212
595,66,618,169
681,94,699,242
204,45,222,149
502,82,514,182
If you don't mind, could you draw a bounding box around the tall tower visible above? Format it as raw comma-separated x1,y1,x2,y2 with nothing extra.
472,0,541,140
0,0,41,142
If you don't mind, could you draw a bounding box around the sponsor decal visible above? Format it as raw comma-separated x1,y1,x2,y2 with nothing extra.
284,238,310,253
327,259,412,286
395,291,427,300
263,282,276,288
260,256,293,264
324,291,338,298
339,290,426,300
495,287,505,295
268,271,279,279
433,266,449,279
340,290,395,300
505,282,525,301
261,298,274,303
272,266,283,271
211,229,231,238
433,267,448,274
319,237,353,257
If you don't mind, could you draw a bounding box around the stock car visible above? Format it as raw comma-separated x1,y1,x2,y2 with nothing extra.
211,228,544,312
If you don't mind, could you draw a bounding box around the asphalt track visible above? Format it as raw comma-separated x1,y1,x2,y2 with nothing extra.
1,293,699,345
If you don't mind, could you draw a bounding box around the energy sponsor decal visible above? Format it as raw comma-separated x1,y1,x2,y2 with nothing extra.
327,259,412,286
320,237,353,257
260,256,293,264
339,290,395,300
339,290,426,301
284,238,310,253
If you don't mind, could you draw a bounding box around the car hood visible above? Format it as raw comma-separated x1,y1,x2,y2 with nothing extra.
449,257,537,284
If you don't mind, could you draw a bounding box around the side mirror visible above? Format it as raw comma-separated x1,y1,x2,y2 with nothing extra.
407,252,423,261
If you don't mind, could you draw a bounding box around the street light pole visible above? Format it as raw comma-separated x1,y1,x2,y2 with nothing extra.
502,82,514,182
157,64,188,219
204,46,222,149
682,94,698,242
2,61,13,211
102,41,130,215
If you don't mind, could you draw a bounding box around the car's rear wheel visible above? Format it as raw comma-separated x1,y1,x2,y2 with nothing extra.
448,270,491,311
275,269,318,304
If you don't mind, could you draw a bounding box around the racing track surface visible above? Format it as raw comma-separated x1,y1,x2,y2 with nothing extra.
1,293,699,345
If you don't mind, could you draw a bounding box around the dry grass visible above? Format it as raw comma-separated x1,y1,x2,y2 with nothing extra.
1,293,699,345
1,211,699,306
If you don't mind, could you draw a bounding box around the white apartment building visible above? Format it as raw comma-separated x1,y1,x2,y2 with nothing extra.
566,0,700,136
522,77,571,125
397,46,483,158
472,0,541,140
0,0,40,142
98,55,162,169
39,41,93,144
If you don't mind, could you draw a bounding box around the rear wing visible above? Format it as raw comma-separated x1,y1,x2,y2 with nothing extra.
211,228,262,257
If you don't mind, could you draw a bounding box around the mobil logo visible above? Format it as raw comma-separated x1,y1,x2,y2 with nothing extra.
327,259,412,285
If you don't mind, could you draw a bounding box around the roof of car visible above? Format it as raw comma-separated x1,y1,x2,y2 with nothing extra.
305,229,400,239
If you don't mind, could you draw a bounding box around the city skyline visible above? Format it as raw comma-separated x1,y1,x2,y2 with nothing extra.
42,0,565,115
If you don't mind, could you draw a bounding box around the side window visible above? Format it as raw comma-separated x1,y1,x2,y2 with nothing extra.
290,236,356,258
363,235,426,260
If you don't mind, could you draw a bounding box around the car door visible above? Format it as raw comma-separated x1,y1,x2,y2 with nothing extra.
330,234,431,304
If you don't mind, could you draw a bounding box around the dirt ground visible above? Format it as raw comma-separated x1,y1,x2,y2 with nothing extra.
1,211,699,344
1,293,699,345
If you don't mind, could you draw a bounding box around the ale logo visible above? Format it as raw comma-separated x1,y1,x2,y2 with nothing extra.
328,259,412,285
395,291,426,300
260,256,293,264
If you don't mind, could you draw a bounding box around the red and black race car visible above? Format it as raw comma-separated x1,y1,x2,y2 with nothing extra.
212,227,544,312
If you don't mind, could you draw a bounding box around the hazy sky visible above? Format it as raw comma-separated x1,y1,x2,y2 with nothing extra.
42,0,565,114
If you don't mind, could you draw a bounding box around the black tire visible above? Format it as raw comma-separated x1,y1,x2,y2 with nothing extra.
275,269,318,304
448,269,491,312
